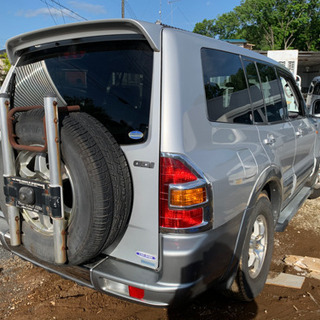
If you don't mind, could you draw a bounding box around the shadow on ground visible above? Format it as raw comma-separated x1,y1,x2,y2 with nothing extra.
168,288,258,320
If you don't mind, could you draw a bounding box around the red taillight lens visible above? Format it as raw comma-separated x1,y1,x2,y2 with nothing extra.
161,157,198,184
128,286,145,299
160,157,204,229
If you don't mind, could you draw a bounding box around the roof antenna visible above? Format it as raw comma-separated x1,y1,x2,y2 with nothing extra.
122,0,125,18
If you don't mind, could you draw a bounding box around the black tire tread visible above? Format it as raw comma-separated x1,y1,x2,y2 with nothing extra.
60,114,114,262
73,112,132,250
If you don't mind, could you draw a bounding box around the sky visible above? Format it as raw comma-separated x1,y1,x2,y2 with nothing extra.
0,0,241,49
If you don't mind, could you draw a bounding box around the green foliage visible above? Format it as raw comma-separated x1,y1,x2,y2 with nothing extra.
0,52,11,86
193,0,320,51
193,19,216,37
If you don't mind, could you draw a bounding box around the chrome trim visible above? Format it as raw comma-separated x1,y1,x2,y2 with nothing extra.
44,95,67,264
160,152,214,234
169,178,207,191
0,94,21,246
168,178,209,209
248,214,268,279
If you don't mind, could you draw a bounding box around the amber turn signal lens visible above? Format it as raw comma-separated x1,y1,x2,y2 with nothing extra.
170,187,207,207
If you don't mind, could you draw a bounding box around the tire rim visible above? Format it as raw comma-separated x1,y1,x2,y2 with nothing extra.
314,169,320,190
248,214,268,279
16,150,74,235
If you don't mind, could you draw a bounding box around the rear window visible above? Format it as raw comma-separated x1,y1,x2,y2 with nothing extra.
14,39,153,145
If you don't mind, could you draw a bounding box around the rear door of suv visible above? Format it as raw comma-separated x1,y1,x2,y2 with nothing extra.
243,60,296,204
277,70,316,191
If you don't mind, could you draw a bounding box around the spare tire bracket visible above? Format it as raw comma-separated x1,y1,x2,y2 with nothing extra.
3,176,62,218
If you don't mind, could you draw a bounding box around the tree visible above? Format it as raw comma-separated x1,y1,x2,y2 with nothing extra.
294,0,320,51
193,19,215,37
193,0,320,51
210,11,243,39
0,52,11,86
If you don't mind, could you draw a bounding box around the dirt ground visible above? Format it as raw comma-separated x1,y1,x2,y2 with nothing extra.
1,198,320,320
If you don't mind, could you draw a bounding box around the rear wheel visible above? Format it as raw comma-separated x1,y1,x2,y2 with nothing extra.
227,192,274,301
0,109,132,265
16,150,73,234
309,169,320,199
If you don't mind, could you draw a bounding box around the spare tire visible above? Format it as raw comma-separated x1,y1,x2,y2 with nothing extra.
0,109,132,265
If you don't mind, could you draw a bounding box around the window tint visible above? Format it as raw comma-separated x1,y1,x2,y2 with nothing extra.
15,40,153,145
201,49,252,124
243,60,266,123
257,63,285,123
314,83,320,95
315,100,320,114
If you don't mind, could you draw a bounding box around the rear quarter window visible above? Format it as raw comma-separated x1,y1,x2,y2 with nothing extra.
201,48,252,124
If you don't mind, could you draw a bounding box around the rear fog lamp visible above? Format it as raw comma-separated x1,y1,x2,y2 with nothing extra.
103,279,129,295
102,279,145,300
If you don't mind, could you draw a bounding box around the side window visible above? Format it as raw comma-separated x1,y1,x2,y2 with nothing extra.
278,73,303,117
257,63,285,123
314,83,320,95
243,59,266,123
201,48,252,124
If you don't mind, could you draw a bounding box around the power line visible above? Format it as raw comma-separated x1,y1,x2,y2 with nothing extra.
50,0,87,20
43,0,57,25
125,1,138,19
45,0,88,21
177,7,192,28
40,0,84,22
168,0,181,25
56,0,66,23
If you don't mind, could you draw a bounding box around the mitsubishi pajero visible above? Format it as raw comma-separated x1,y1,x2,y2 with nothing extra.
0,19,319,305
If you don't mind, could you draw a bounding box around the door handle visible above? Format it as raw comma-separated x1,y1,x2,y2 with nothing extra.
263,134,276,145
296,128,303,137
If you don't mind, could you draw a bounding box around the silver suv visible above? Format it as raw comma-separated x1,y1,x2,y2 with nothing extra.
0,19,319,306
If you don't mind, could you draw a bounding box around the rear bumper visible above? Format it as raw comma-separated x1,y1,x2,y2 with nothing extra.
0,213,242,306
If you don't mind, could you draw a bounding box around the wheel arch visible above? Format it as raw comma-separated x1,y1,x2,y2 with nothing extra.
249,165,282,226
220,165,282,290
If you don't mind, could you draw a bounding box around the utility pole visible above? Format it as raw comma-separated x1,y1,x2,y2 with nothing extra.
122,0,125,18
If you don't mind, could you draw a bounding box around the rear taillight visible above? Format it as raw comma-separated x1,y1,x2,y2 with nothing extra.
160,156,210,229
